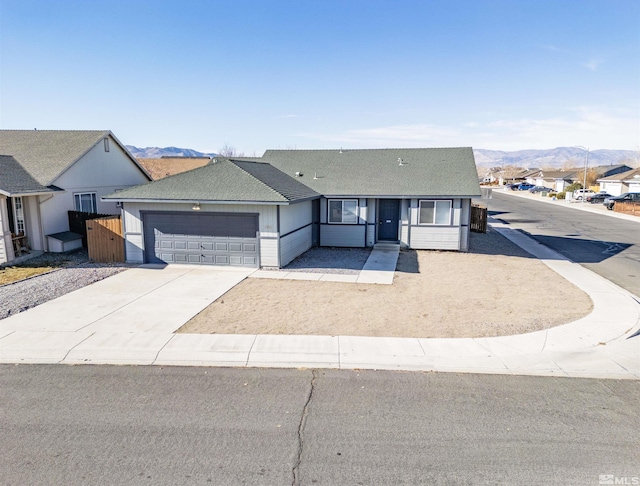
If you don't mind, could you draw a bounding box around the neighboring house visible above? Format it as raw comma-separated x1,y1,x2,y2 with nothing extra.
137,156,212,180
105,147,481,268
529,170,579,192
591,164,633,180
0,130,151,264
528,164,632,193
597,168,640,196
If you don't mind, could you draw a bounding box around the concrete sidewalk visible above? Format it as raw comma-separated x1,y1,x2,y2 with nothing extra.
0,233,638,378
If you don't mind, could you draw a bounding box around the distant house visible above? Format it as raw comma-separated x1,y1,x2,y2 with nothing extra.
0,130,151,264
526,170,579,191
597,168,640,196
105,147,481,268
137,156,212,180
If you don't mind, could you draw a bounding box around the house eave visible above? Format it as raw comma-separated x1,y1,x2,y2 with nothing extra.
101,197,300,206
320,193,481,199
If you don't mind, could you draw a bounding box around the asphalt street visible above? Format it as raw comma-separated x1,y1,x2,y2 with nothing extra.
488,192,640,296
1,365,638,485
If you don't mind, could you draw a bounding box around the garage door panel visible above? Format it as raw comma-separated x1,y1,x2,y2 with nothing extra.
143,212,259,267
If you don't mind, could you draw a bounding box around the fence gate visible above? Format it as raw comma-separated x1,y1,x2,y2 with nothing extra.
86,216,125,263
470,204,488,233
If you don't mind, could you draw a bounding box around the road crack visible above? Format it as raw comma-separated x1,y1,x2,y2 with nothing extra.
292,369,317,486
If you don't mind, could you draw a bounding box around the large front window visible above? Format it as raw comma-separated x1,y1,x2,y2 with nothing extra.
74,192,98,213
328,199,358,223
419,200,452,225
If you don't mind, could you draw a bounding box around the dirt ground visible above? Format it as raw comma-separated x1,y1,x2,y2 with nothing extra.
179,229,593,338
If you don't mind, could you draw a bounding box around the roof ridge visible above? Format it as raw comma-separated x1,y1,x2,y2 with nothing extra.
265,147,472,152
230,159,295,201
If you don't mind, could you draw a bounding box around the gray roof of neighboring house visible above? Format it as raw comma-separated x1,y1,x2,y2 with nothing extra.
0,155,57,196
104,158,319,203
261,147,480,197
538,170,579,180
0,130,150,185
598,167,640,182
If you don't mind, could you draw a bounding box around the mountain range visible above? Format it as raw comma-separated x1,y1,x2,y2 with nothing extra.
126,145,638,169
125,145,216,159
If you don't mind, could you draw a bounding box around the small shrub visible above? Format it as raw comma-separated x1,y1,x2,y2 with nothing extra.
556,192,566,200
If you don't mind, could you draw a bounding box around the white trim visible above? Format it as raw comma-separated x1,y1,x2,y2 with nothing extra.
74,191,98,213
418,199,452,226
328,198,359,224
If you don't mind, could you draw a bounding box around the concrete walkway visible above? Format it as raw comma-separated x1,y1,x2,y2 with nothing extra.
0,235,638,378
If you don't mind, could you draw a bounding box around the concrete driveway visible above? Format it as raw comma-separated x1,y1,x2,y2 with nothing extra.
0,264,252,335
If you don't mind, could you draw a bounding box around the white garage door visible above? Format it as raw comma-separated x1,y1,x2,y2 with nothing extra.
142,212,259,267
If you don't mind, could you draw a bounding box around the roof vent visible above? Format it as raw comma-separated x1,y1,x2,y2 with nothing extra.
339,148,343,154
313,172,318,180
295,171,303,177
398,158,404,166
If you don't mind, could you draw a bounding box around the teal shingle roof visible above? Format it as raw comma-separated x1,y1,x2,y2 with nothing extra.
104,158,319,203
261,147,481,197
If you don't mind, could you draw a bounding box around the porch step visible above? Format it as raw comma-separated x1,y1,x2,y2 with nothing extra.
373,242,400,250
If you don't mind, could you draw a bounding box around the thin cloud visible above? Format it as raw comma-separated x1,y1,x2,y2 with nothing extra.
298,108,639,151
583,57,603,71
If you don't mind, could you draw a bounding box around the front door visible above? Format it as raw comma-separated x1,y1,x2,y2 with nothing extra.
378,199,400,241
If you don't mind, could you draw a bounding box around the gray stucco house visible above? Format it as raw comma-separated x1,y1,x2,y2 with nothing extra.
105,147,481,268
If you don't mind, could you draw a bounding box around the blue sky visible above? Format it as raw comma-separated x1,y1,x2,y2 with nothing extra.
1,0,638,154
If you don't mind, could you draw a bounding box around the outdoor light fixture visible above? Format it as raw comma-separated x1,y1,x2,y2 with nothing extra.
192,203,201,211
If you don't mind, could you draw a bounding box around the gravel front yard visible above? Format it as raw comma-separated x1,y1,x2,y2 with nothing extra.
0,250,129,320
179,229,594,338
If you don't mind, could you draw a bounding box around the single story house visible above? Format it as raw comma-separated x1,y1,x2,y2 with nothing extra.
0,130,151,264
524,170,579,191
105,147,481,268
597,168,640,196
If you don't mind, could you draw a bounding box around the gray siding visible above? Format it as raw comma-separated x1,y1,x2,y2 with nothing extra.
409,226,461,250
279,200,312,235
280,225,313,267
320,224,366,247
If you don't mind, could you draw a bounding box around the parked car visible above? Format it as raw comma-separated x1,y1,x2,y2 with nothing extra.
603,192,640,210
529,186,553,193
506,183,521,190
585,192,612,204
573,189,596,200
517,183,536,191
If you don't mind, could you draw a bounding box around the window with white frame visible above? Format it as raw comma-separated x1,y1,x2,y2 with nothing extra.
418,200,452,225
328,199,358,223
74,192,98,213
13,197,25,234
